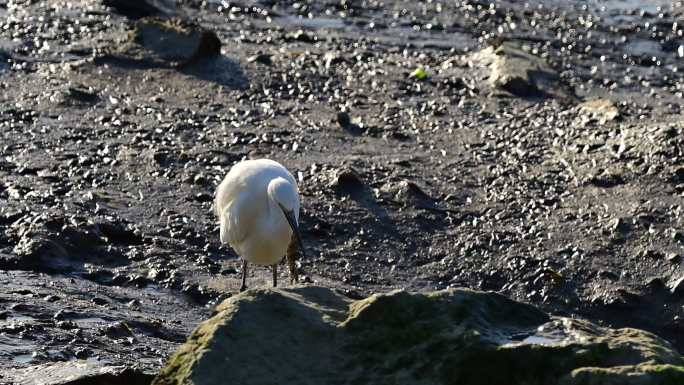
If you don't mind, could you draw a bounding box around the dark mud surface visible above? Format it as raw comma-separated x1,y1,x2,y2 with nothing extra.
0,0,683,379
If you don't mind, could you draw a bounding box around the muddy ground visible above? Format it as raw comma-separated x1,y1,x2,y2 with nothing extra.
0,0,683,379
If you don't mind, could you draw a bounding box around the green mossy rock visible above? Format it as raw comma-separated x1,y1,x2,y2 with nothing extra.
153,286,684,385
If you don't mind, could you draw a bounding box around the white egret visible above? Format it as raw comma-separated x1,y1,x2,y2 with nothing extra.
214,159,305,291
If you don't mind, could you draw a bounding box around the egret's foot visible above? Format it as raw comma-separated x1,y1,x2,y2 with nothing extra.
240,260,248,292
272,264,278,288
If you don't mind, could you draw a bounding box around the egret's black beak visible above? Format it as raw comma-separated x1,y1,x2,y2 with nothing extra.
281,208,306,259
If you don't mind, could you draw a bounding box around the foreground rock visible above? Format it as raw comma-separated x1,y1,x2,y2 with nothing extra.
153,287,684,385
469,40,574,100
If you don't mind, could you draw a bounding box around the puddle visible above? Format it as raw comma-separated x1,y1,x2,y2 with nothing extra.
626,39,663,57
12,354,34,364
518,334,560,346
269,13,474,49
0,335,38,364
75,317,109,326
2,314,35,323
503,322,570,347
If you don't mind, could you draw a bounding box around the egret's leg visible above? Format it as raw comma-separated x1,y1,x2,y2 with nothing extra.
272,263,278,288
240,260,248,292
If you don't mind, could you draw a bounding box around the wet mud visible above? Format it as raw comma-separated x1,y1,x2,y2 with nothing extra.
0,0,683,379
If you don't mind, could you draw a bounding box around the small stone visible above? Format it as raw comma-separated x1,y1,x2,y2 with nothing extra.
247,54,272,66
127,299,141,308
102,321,134,339
668,275,684,296
598,270,619,281
56,321,78,330
587,172,625,188
578,98,620,124
74,348,92,359
324,52,344,69
610,217,630,234
53,310,66,320
194,192,213,202
193,174,207,185
331,168,364,196
336,112,351,128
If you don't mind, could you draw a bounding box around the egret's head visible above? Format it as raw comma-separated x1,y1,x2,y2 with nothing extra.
267,177,299,213
268,176,306,259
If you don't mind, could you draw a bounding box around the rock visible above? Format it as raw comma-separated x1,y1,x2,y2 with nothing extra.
153,287,684,385
381,179,443,211
669,167,684,185
330,167,365,196
324,52,344,69
609,217,630,235
111,18,221,68
336,111,351,128
468,40,573,99
102,321,135,340
8,360,152,385
11,234,68,270
54,86,100,107
95,220,142,245
668,275,684,296
0,50,9,71
667,253,681,263
335,111,363,135
673,231,684,244
247,53,272,65
587,171,625,188
7,215,127,272
578,98,620,124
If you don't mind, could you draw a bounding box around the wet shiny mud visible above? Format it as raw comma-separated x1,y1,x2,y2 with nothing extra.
0,0,683,378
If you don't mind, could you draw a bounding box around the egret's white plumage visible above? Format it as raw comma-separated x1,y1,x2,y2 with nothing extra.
215,159,304,290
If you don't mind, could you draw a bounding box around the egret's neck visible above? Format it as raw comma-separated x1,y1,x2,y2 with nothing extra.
265,186,284,225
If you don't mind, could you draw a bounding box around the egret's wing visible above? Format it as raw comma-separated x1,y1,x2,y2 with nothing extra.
220,201,246,246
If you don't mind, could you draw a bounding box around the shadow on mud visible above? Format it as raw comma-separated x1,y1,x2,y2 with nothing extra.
95,54,249,89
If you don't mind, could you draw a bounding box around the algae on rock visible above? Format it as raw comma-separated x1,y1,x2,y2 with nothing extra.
153,286,684,385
